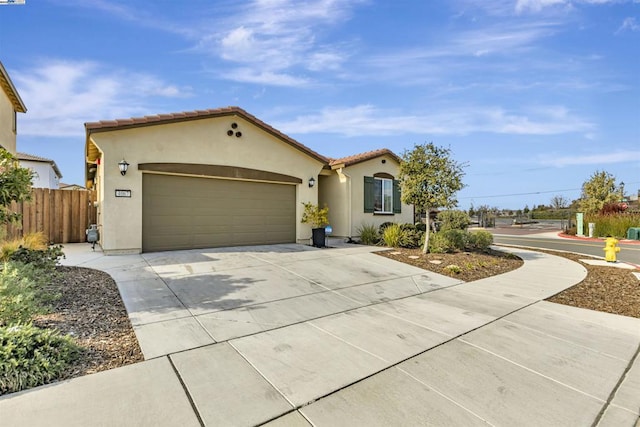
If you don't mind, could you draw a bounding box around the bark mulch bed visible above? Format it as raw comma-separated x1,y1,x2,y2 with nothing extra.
377,248,524,282
33,266,143,380
542,250,640,319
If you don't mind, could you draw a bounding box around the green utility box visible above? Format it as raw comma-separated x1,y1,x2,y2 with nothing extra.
627,227,640,240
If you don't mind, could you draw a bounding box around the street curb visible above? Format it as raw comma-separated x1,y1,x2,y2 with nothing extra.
494,243,640,270
557,232,640,245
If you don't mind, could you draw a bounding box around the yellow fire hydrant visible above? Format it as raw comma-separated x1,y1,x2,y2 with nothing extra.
603,237,620,262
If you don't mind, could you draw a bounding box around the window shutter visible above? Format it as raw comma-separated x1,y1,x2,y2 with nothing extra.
393,179,401,213
364,176,375,213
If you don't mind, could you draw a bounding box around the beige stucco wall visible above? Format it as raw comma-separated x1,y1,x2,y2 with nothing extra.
331,155,414,237
0,90,16,154
318,173,349,237
89,116,325,253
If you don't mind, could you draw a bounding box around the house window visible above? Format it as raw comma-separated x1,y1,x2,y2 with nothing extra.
364,175,401,214
12,111,17,134
374,178,393,213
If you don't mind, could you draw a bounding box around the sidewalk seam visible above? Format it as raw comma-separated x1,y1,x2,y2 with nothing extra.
592,341,640,427
167,356,206,427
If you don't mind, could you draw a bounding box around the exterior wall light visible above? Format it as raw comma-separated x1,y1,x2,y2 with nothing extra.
118,159,129,176
308,177,316,188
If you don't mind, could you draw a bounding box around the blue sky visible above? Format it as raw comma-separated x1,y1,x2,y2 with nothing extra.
0,0,638,209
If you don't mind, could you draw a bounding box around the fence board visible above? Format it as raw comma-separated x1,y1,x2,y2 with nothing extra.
2,189,96,244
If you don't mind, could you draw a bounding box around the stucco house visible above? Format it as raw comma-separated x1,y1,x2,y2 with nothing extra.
85,106,413,254
0,61,27,155
17,152,63,189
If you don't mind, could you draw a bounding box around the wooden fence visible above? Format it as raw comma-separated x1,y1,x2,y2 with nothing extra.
4,188,97,244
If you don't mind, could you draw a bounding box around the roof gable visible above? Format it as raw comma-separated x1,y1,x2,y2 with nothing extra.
0,61,27,113
329,148,401,168
85,106,328,164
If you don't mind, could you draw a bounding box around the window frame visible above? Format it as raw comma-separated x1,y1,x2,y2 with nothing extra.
374,177,394,214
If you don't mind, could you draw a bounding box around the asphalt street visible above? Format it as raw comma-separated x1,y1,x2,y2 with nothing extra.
492,234,640,266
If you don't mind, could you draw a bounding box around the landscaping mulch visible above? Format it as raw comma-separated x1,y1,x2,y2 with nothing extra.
542,250,640,319
377,248,524,282
33,266,143,380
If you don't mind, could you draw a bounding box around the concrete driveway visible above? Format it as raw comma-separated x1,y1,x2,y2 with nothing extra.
1,242,639,426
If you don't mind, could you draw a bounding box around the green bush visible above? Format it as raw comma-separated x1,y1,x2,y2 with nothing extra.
428,232,453,253
398,224,424,249
468,230,493,251
585,213,640,238
443,264,462,275
437,210,471,231
0,263,47,326
0,323,80,395
357,223,379,245
428,229,470,253
9,245,64,271
378,222,396,234
381,223,403,247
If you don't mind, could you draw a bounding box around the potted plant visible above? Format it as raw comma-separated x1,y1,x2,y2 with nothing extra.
301,202,329,247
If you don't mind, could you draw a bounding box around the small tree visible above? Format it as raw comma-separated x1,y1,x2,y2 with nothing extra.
0,149,34,234
578,170,618,214
399,143,466,253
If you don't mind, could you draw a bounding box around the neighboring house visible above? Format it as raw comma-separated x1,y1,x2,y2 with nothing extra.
59,183,85,190
85,106,413,254
17,152,63,189
0,60,27,155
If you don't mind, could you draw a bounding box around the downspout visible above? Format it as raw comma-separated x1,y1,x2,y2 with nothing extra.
337,168,352,238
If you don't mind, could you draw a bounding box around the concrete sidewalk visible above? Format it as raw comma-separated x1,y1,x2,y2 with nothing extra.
1,243,639,426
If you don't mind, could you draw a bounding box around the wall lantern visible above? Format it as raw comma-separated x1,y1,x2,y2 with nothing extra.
118,159,130,176
308,177,316,188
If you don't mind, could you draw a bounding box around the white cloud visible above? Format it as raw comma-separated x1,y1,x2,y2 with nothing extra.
274,104,594,137
617,17,640,33
540,150,640,166
14,59,191,137
194,0,362,85
515,0,567,13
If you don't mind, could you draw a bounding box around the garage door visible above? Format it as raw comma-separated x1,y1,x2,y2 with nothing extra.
142,174,296,252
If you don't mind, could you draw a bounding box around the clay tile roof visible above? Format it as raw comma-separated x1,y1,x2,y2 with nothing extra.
0,61,27,113
17,152,63,178
85,106,329,164
329,148,401,167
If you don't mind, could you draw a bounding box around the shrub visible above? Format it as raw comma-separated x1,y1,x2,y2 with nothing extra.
381,223,403,247
437,210,471,231
585,213,640,238
443,264,462,275
468,230,493,251
300,202,329,228
428,232,453,253
428,229,468,253
0,262,47,326
8,244,64,271
398,224,424,249
0,232,49,262
378,222,396,234
414,222,426,232
357,223,379,245
0,323,80,395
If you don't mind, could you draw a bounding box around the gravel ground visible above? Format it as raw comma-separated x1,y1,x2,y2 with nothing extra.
26,245,639,391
